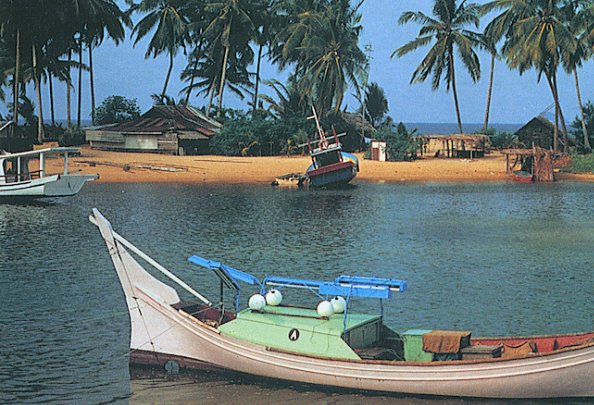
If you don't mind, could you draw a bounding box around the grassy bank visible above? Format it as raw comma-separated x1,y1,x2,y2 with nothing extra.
560,154,594,174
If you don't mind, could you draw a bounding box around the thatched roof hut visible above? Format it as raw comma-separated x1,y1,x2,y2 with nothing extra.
515,115,555,149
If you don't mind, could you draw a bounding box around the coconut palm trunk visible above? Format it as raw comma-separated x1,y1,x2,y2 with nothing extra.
13,29,20,126
49,75,55,126
253,43,263,112
573,69,591,151
217,44,230,118
67,49,72,127
162,51,174,98
545,73,560,152
77,42,83,128
32,42,45,143
483,53,495,132
185,57,198,105
89,44,96,124
449,51,464,134
552,74,569,152
206,84,216,117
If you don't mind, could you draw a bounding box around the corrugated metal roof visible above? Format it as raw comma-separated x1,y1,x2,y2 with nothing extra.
106,106,220,136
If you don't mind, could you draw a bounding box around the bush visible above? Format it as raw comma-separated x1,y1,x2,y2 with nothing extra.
209,114,310,156
95,95,141,125
58,127,86,147
490,131,519,149
559,153,594,174
374,123,416,161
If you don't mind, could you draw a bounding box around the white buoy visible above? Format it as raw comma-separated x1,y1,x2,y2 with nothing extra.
265,289,283,306
249,294,266,310
331,296,346,313
317,300,334,317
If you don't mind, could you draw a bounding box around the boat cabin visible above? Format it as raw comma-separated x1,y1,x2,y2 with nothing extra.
187,255,408,361
0,148,76,185
311,144,343,169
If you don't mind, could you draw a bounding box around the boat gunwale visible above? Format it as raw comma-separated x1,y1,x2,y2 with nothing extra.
133,286,594,370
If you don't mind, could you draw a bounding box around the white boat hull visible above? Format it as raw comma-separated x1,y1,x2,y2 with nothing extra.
0,174,96,198
91,210,594,399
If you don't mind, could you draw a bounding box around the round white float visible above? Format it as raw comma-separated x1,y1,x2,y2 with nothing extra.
331,296,346,313
265,289,283,306
316,300,334,317
248,294,266,310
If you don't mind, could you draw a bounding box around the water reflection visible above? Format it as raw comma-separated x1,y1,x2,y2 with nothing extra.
1,181,593,403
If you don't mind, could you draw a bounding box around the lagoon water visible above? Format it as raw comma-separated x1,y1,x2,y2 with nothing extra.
0,181,592,404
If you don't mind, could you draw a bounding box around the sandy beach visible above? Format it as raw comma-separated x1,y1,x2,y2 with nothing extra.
43,145,593,184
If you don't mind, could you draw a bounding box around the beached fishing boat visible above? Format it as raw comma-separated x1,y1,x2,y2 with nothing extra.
301,108,359,187
0,148,97,198
90,209,594,399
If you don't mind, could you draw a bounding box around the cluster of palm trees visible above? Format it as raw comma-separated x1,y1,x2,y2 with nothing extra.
0,0,130,142
0,0,368,143
133,0,368,118
395,0,594,153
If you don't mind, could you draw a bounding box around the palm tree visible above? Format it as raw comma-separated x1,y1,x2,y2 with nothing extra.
363,82,388,129
273,0,368,115
203,0,257,117
130,0,191,98
393,0,483,134
76,0,131,123
484,0,577,152
180,44,253,114
251,0,276,112
571,1,593,152
259,77,311,119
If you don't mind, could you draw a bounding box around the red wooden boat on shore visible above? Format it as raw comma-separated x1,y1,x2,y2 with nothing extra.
513,170,534,183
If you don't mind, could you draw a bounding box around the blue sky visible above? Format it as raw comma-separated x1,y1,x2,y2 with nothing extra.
10,1,594,125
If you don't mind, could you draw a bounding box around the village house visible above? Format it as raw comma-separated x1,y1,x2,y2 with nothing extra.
514,115,555,149
85,105,222,155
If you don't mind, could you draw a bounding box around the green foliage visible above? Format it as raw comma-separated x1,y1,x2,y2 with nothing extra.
490,131,518,149
393,0,483,131
570,101,594,153
363,82,389,128
320,113,359,152
95,95,141,125
375,123,416,161
559,153,594,174
209,114,310,156
58,127,85,147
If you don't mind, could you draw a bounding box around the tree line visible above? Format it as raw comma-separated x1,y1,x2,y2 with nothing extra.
0,0,593,154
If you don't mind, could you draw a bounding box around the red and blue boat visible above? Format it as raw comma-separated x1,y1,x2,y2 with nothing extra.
303,108,359,188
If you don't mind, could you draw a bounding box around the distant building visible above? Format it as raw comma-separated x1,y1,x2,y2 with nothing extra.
85,106,222,155
515,115,555,149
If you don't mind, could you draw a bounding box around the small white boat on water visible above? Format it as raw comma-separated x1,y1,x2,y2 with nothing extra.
90,209,594,399
0,148,97,198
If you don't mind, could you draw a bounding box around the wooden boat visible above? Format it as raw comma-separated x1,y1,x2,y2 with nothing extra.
0,148,97,198
90,209,594,399
513,170,534,183
301,107,358,188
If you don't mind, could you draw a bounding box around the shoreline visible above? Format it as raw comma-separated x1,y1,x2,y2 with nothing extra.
45,145,594,185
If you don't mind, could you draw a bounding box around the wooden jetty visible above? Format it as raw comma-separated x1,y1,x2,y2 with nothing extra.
501,146,555,182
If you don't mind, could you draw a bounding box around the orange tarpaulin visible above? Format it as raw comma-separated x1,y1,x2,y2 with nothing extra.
422,330,471,353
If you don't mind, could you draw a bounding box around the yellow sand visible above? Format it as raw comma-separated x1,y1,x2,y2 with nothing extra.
42,145,593,185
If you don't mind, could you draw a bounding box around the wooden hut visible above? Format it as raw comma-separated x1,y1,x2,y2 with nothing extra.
85,106,222,155
515,115,555,149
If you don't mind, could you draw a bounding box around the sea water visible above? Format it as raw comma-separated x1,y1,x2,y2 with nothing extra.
0,182,592,403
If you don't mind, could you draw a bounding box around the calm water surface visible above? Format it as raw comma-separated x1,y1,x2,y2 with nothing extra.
0,182,592,404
